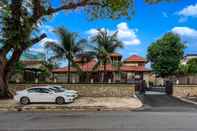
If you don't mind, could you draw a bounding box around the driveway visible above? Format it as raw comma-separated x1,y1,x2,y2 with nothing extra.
137,91,197,112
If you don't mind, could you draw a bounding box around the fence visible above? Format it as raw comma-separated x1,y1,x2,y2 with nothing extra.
176,75,197,85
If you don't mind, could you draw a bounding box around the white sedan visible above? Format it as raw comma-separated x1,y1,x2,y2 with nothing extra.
14,87,74,105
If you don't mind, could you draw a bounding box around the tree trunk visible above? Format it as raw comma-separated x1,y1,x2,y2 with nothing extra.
103,62,107,83
68,60,71,84
0,48,24,98
0,64,12,98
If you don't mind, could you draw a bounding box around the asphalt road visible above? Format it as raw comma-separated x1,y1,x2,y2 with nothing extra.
0,111,197,131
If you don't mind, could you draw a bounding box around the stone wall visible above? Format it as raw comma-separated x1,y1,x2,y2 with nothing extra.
173,85,197,97
9,84,135,97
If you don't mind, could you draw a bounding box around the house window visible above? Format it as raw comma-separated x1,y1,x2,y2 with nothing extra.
127,73,135,80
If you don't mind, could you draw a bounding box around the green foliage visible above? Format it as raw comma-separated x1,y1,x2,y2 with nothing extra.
91,29,123,70
177,64,189,75
45,27,86,83
147,32,185,77
0,1,37,49
187,58,197,74
86,0,134,19
45,27,85,64
43,61,58,70
40,68,51,77
15,62,25,74
177,58,197,75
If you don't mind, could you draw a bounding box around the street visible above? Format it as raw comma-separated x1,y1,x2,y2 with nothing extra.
1,93,197,131
0,111,197,131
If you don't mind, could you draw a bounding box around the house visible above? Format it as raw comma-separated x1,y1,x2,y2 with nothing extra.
52,53,151,83
10,60,50,83
182,54,197,64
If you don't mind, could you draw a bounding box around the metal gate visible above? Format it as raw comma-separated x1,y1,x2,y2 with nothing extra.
147,80,173,95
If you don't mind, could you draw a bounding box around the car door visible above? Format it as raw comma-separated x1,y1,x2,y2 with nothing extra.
39,88,55,102
27,88,43,102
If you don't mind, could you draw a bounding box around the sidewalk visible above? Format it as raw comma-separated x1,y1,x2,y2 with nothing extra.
0,97,142,112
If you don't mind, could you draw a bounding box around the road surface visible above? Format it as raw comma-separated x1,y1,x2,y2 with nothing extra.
0,111,197,131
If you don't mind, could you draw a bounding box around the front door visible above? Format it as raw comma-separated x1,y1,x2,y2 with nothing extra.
38,88,54,102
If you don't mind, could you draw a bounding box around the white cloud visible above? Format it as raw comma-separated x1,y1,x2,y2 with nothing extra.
116,22,141,45
178,3,197,17
86,29,98,36
171,26,197,47
86,22,141,46
172,27,197,38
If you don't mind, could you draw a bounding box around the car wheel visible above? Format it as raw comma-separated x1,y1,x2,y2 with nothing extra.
20,97,30,105
56,97,65,105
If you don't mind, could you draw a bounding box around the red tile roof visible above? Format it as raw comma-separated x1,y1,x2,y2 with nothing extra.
52,60,150,73
110,53,122,57
52,60,97,73
80,59,97,71
124,55,146,62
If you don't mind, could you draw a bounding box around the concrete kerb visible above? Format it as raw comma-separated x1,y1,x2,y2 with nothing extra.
1,105,138,112
175,96,197,105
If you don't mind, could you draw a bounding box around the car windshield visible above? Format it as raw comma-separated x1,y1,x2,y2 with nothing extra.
49,86,65,93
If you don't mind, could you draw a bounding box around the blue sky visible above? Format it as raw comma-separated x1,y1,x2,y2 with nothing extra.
29,0,197,66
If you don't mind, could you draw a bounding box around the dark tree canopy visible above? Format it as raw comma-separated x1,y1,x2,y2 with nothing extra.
147,33,185,78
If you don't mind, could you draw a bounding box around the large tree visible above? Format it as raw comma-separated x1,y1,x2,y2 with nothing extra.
147,33,185,78
0,0,173,97
91,29,123,82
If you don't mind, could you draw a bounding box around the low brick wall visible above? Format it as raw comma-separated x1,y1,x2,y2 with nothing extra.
173,85,197,97
9,84,135,97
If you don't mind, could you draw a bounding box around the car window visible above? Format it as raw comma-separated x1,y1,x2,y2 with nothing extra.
28,88,41,93
39,88,51,93
53,86,65,92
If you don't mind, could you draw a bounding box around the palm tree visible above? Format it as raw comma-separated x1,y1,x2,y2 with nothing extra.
45,27,85,83
75,51,96,83
91,29,123,83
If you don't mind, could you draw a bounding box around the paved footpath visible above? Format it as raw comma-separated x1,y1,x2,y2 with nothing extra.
0,111,197,131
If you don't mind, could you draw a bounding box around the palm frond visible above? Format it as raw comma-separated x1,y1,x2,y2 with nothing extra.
44,27,87,73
